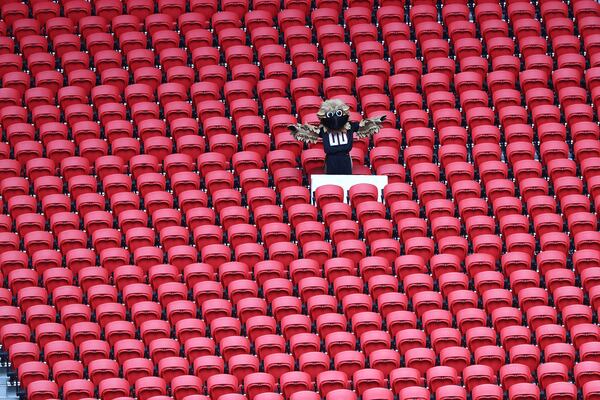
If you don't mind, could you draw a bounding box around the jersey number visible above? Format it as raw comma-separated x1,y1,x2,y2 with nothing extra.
328,132,348,146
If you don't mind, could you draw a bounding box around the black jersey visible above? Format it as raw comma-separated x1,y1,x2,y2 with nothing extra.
320,122,358,155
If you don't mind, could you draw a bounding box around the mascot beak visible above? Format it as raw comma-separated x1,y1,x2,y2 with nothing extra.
323,108,349,130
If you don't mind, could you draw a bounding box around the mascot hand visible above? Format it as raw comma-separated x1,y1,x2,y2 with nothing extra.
378,115,387,122
288,125,298,132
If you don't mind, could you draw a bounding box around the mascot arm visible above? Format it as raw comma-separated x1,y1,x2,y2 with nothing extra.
288,123,321,144
356,115,387,138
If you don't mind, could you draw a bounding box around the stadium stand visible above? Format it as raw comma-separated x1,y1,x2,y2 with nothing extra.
0,0,599,400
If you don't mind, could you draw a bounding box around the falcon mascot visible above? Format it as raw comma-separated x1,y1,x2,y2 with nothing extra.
288,99,386,175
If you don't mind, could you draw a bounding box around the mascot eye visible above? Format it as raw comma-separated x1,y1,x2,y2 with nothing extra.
335,110,343,117
326,111,333,118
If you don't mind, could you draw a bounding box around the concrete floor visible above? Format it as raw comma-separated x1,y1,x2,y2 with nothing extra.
0,364,18,400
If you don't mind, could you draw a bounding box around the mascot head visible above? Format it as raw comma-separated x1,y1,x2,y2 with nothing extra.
317,99,350,131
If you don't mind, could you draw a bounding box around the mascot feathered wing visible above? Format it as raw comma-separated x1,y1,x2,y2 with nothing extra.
357,115,386,138
288,122,321,144
288,99,386,144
